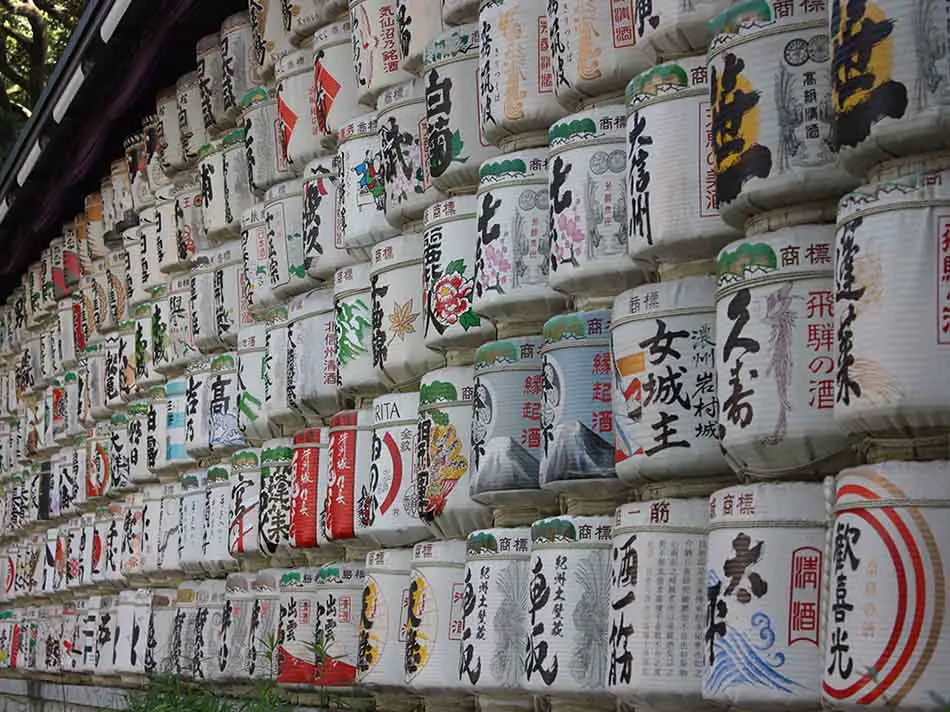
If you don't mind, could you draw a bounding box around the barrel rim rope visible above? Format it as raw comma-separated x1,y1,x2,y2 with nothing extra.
634,474,737,500
657,259,715,282
561,492,632,517
744,201,838,235
496,132,549,153
866,149,950,184
854,433,950,463
707,16,829,58
491,504,560,527
578,89,626,110
721,442,854,484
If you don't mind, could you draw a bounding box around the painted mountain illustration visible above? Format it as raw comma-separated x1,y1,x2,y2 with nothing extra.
473,438,541,493
540,421,614,486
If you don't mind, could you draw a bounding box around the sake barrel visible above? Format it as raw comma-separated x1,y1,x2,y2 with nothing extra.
168,172,207,273
359,392,429,547
144,588,177,675
157,86,187,173
111,157,137,233
153,186,179,277
178,469,208,575
311,20,363,152
114,588,150,676
264,177,320,299
126,132,153,214
131,300,160,392
139,483,163,577
153,274,199,374
423,24,499,193
833,158,950,442
370,231,445,389
704,482,826,709
229,448,264,563
477,0,568,148
545,0,652,111
624,57,742,267
221,12,257,120
143,114,169,200
405,539,468,693
164,377,196,472
177,72,208,164
611,278,730,484
188,252,220,354
539,310,622,493
220,573,255,680
237,325,278,443
197,33,228,133
124,229,150,310
184,358,213,459
455,527,532,695
828,1,950,177
349,0,414,105
204,464,238,575
138,219,166,296
156,483,183,577
470,337,555,506
94,595,117,675
79,513,96,589
548,105,645,299
49,237,66,300
338,113,397,251
63,221,83,289
276,568,322,685
247,569,282,679
241,87,294,195
422,197,496,354
474,150,567,333
716,213,852,479
302,155,356,279
606,500,709,710
118,492,144,579
171,581,199,677
357,547,412,689
98,178,118,242
288,289,340,421
395,0,444,74
310,562,365,686
378,77,446,227
263,305,305,429
192,580,226,681
417,366,492,538
326,409,373,544
335,262,382,395
633,0,730,59
822,461,950,711
105,502,126,587
126,400,151,485
707,2,858,228
211,241,247,350
521,515,613,698
143,385,170,476
288,0,322,41
198,137,242,241
259,438,294,560
106,249,129,332
250,0,294,77
443,0,478,25
208,353,247,455
290,429,334,558
276,42,323,170
87,421,111,500
242,202,279,315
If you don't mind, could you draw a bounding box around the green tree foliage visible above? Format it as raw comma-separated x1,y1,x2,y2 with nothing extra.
0,0,84,161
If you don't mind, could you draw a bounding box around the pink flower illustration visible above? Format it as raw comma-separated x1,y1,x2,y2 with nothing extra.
433,273,472,325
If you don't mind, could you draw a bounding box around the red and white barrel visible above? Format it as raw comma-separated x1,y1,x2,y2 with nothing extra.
335,262,382,396
357,547,413,690
423,24,499,194
311,562,364,687
625,56,741,267
607,499,710,711
370,231,445,390
379,77,446,227
287,288,340,422
259,438,295,561
359,392,430,547
611,277,729,485
241,87,294,196
477,0,568,148
326,408,373,546
221,12,256,120
417,366,492,539
277,568,322,686
522,515,613,701
276,41,323,171
264,177,320,300
168,172,207,273
302,156,357,281
474,149,567,334
636,0,732,60
456,527,532,699
716,210,852,479
823,462,950,711
470,337,553,507
241,202,278,316
704,482,826,710
237,325,277,443
829,1,950,177
229,448,263,564
539,310,621,494
289,428,334,561
405,539,469,696
396,0,444,74
338,113,397,251
311,20,363,152
197,33,228,133
706,2,858,228
349,0,415,106
176,71,208,164
156,86,187,173
548,105,644,300
422,197,496,355
545,0,652,111
833,157,950,444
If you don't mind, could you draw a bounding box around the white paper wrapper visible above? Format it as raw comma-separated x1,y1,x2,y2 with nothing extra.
357,548,413,689
311,20,364,152
335,262,382,396
276,44,324,170
350,0,415,105
338,114,398,251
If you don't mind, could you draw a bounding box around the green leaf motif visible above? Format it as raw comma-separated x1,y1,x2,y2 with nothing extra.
419,379,459,406
429,408,450,426
336,298,372,367
288,263,306,278
458,309,481,330
451,130,469,163
445,259,466,275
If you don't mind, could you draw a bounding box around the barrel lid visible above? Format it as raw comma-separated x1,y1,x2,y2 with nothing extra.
365,547,414,573
253,569,282,593
466,527,531,559
716,229,834,295
239,86,273,111
208,463,231,484
165,376,188,396
542,309,611,348
226,572,256,594
334,261,371,297
378,76,424,112
263,303,289,328
241,202,267,229
614,498,708,533
221,11,249,31
180,467,206,490
709,482,826,526
210,352,237,372
262,437,293,464
412,538,467,565
222,127,246,148
109,412,128,427
316,561,365,585
196,33,220,54
478,149,548,188
549,105,626,151
123,132,144,150
838,165,950,226
292,427,323,446
338,112,379,142
197,141,222,159
176,71,199,89
186,356,212,375
530,515,613,547
231,447,261,471
288,287,334,322
312,19,351,51
474,335,544,373
276,43,314,80
423,195,477,228
304,155,336,179
265,176,305,203
156,85,177,102
835,461,950,511
372,391,420,426
626,55,707,110
419,366,474,410
370,231,424,274
612,276,715,326
280,568,319,591
329,406,373,431
710,0,824,48
424,23,479,67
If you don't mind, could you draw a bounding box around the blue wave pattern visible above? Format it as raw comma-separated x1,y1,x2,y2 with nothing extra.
704,571,802,697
